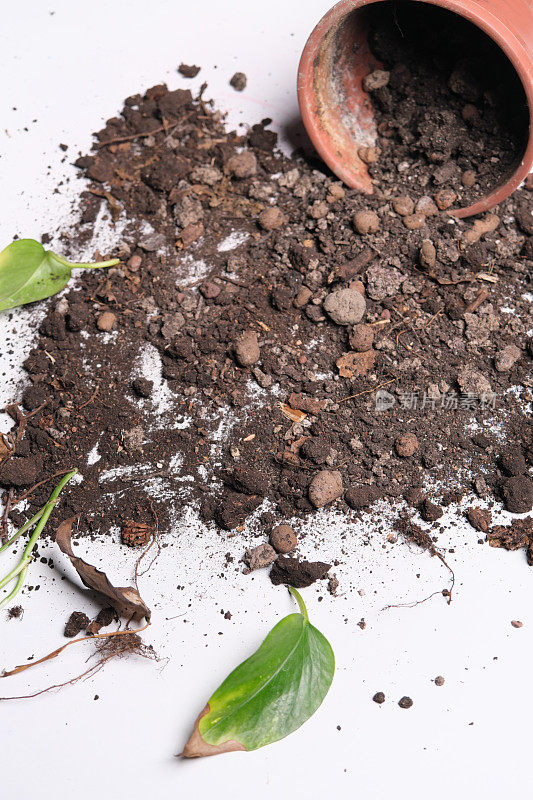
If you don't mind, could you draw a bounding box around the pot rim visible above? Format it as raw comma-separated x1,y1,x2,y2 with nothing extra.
297,0,533,218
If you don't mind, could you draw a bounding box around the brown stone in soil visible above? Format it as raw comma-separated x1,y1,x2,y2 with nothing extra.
466,507,492,533
323,287,366,325
233,330,260,367
358,146,381,164
178,64,200,78
229,72,247,91
270,524,297,554
308,470,343,508
398,696,413,709
270,556,330,588
395,433,419,458
392,196,414,216
353,210,380,235
258,207,286,231
225,151,257,179
348,323,374,352
243,543,277,573
97,311,116,332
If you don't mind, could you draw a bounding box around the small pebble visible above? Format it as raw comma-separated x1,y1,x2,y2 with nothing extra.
435,676,445,686
230,72,247,91
226,151,257,179
363,69,390,91
398,696,413,709
234,330,260,367
373,691,386,704
308,470,343,508
419,239,436,270
392,195,414,216
434,189,457,210
353,210,380,235
258,207,286,231
270,524,297,554
511,620,523,628
324,287,366,326
462,170,476,188
358,146,381,164
403,213,426,230
96,311,116,332
395,433,419,458
348,323,374,352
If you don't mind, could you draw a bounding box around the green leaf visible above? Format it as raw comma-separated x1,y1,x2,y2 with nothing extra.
0,239,119,312
181,588,334,758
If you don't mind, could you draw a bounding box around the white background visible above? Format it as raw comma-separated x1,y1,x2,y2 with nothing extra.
1,2,532,798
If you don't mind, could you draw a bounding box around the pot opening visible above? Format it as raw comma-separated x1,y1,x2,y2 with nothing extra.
309,0,529,208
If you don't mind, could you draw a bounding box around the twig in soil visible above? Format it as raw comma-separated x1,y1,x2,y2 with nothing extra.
464,289,489,314
77,381,100,410
1,620,151,679
96,125,168,147
1,488,14,544
337,377,397,403
5,401,48,448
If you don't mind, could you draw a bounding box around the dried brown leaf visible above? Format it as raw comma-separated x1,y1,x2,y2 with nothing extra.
56,518,151,621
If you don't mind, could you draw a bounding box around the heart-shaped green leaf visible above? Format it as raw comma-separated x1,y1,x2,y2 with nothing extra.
181,588,334,757
0,239,119,312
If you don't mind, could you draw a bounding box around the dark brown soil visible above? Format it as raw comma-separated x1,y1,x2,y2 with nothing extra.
365,3,528,206
0,48,531,593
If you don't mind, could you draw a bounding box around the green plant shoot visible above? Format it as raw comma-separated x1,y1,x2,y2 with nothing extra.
0,239,119,312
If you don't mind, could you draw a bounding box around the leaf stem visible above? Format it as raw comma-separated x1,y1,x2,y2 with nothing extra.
289,587,308,621
52,253,120,270
0,469,77,609
0,503,53,555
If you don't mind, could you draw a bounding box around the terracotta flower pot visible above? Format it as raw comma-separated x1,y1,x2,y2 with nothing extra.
297,0,533,217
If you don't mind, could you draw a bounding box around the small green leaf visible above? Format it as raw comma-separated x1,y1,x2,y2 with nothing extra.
0,239,119,312
181,588,334,758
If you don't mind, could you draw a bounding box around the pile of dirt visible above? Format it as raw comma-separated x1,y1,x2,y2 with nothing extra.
0,53,531,591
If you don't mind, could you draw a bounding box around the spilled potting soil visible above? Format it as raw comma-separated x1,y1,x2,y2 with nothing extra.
0,36,532,637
